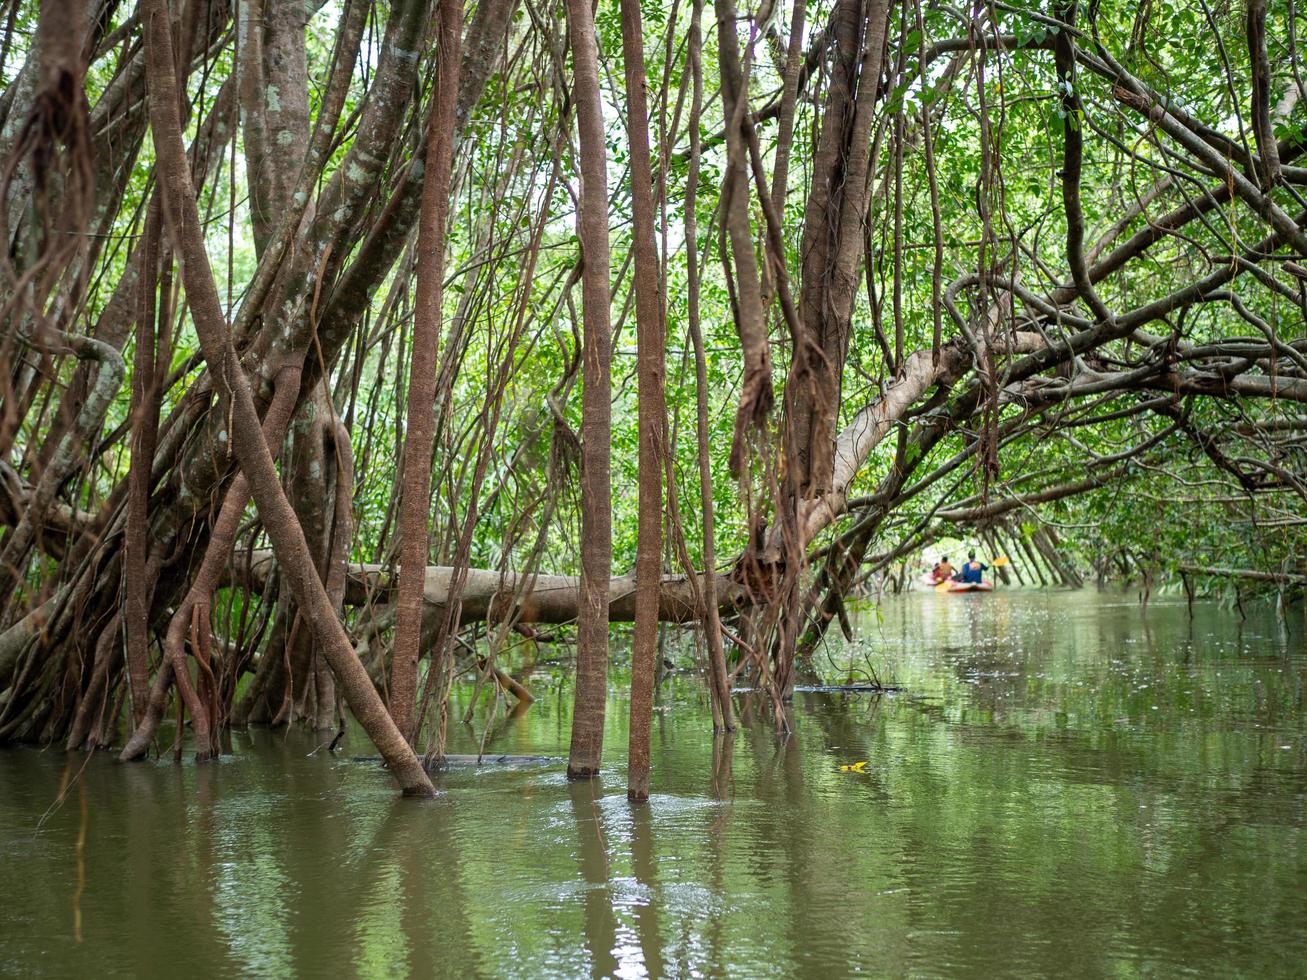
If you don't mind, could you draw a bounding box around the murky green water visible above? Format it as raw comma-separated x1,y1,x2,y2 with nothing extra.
1,591,1305,977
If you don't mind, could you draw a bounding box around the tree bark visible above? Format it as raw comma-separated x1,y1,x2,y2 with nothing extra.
123,199,164,726
768,0,807,218
714,0,773,477
236,550,742,625
1246,0,1281,189
620,0,667,802
1178,566,1307,585
238,0,311,256
565,0,614,779
787,0,891,496
391,0,462,745
685,0,734,732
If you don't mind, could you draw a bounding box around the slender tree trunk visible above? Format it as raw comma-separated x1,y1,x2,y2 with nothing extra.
992,526,1025,585
123,200,163,726
714,0,772,478
981,530,1010,585
315,417,354,732
621,0,667,803
1032,529,1067,587
565,0,614,779
1042,527,1083,588
768,0,807,217
391,0,463,745
1027,533,1051,586
686,0,733,732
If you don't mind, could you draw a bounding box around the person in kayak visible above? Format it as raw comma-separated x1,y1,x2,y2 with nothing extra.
931,556,955,583
957,551,988,584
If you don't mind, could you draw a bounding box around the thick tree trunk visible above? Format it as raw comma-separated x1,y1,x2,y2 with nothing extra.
238,0,311,256
787,0,891,496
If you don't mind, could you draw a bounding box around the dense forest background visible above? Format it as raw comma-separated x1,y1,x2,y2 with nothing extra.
0,0,1302,794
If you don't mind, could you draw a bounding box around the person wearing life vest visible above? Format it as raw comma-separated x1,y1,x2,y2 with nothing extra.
957,551,988,584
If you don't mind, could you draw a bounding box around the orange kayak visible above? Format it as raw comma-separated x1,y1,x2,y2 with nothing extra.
921,574,993,592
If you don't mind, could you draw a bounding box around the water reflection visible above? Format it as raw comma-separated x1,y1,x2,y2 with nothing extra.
710,732,734,800
567,780,619,978
628,803,662,979
0,591,1303,976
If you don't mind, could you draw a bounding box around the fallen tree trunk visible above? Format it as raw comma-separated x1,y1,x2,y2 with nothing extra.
235,551,743,625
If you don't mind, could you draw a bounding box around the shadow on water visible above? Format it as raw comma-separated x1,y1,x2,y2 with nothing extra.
0,591,1305,976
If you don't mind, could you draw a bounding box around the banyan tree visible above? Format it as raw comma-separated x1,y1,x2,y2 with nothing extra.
0,0,1302,795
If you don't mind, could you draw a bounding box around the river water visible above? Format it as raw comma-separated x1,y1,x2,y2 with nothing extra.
1,590,1304,977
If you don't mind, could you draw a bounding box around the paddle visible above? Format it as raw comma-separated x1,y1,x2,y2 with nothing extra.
935,556,1009,591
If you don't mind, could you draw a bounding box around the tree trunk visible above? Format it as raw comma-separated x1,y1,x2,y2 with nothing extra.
120,363,304,760
235,550,742,624
714,0,773,477
991,526,1025,586
1016,532,1046,586
685,0,734,732
620,0,667,802
982,530,1011,585
123,199,164,726
391,0,462,745
787,0,891,496
565,0,614,780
